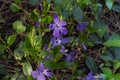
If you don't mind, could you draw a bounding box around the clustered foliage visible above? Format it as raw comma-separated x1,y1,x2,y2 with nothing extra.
0,0,120,80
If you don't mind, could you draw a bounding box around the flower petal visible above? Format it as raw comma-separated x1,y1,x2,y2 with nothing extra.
60,46,65,53
50,37,56,47
31,71,40,79
49,23,55,30
77,22,89,32
37,73,46,80
53,28,61,38
59,20,66,26
53,15,60,24
37,62,44,72
61,38,69,44
43,69,53,77
59,27,68,35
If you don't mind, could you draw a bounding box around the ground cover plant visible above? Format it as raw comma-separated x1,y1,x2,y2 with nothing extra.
0,0,120,80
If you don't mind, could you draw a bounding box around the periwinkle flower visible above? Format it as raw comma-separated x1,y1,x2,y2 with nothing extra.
44,54,54,61
31,62,53,80
65,50,77,62
50,37,69,47
82,43,87,50
34,22,40,27
82,71,103,80
50,37,69,53
49,15,68,38
77,22,89,32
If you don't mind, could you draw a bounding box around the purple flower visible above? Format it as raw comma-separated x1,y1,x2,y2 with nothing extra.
34,22,40,27
31,62,53,80
50,37,69,53
82,43,87,50
44,54,54,61
77,22,89,32
49,15,68,38
65,50,77,62
82,71,103,80
50,37,69,47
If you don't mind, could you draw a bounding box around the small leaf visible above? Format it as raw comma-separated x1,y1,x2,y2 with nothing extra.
42,15,52,24
22,61,33,76
72,5,83,21
0,44,7,51
101,67,113,77
7,34,16,46
12,20,26,33
39,51,50,57
85,56,97,74
58,61,72,69
103,40,120,47
30,9,39,22
113,60,120,72
10,3,21,12
112,4,120,12
10,73,26,80
44,60,57,69
14,41,24,60
81,0,92,5
106,0,114,10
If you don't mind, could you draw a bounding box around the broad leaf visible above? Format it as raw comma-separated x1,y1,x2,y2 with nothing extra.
22,61,33,76
72,5,83,21
103,40,120,47
7,34,16,46
106,0,114,10
85,56,97,74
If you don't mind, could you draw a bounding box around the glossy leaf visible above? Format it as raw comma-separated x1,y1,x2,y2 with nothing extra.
85,56,97,74
12,20,26,33
106,0,114,10
30,9,39,22
72,5,83,21
10,3,21,12
22,61,33,76
14,42,24,60
7,34,16,46
103,40,120,47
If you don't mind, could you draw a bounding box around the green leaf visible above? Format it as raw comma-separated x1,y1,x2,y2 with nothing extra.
39,51,50,57
0,44,7,51
12,20,26,33
29,0,41,6
103,40,120,47
58,61,72,69
101,67,113,78
114,73,120,80
93,20,107,37
42,15,52,24
85,56,97,74
7,34,16,46
10,3,21,12
15,0,21,3
11,73,26,80
113,60,120,72
30,9,39,22
81,0,92,5
44,60,57,69
14,41,24,60
112,4,120,12
22,61,33,76
106,0,114,10
72,5,83,21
